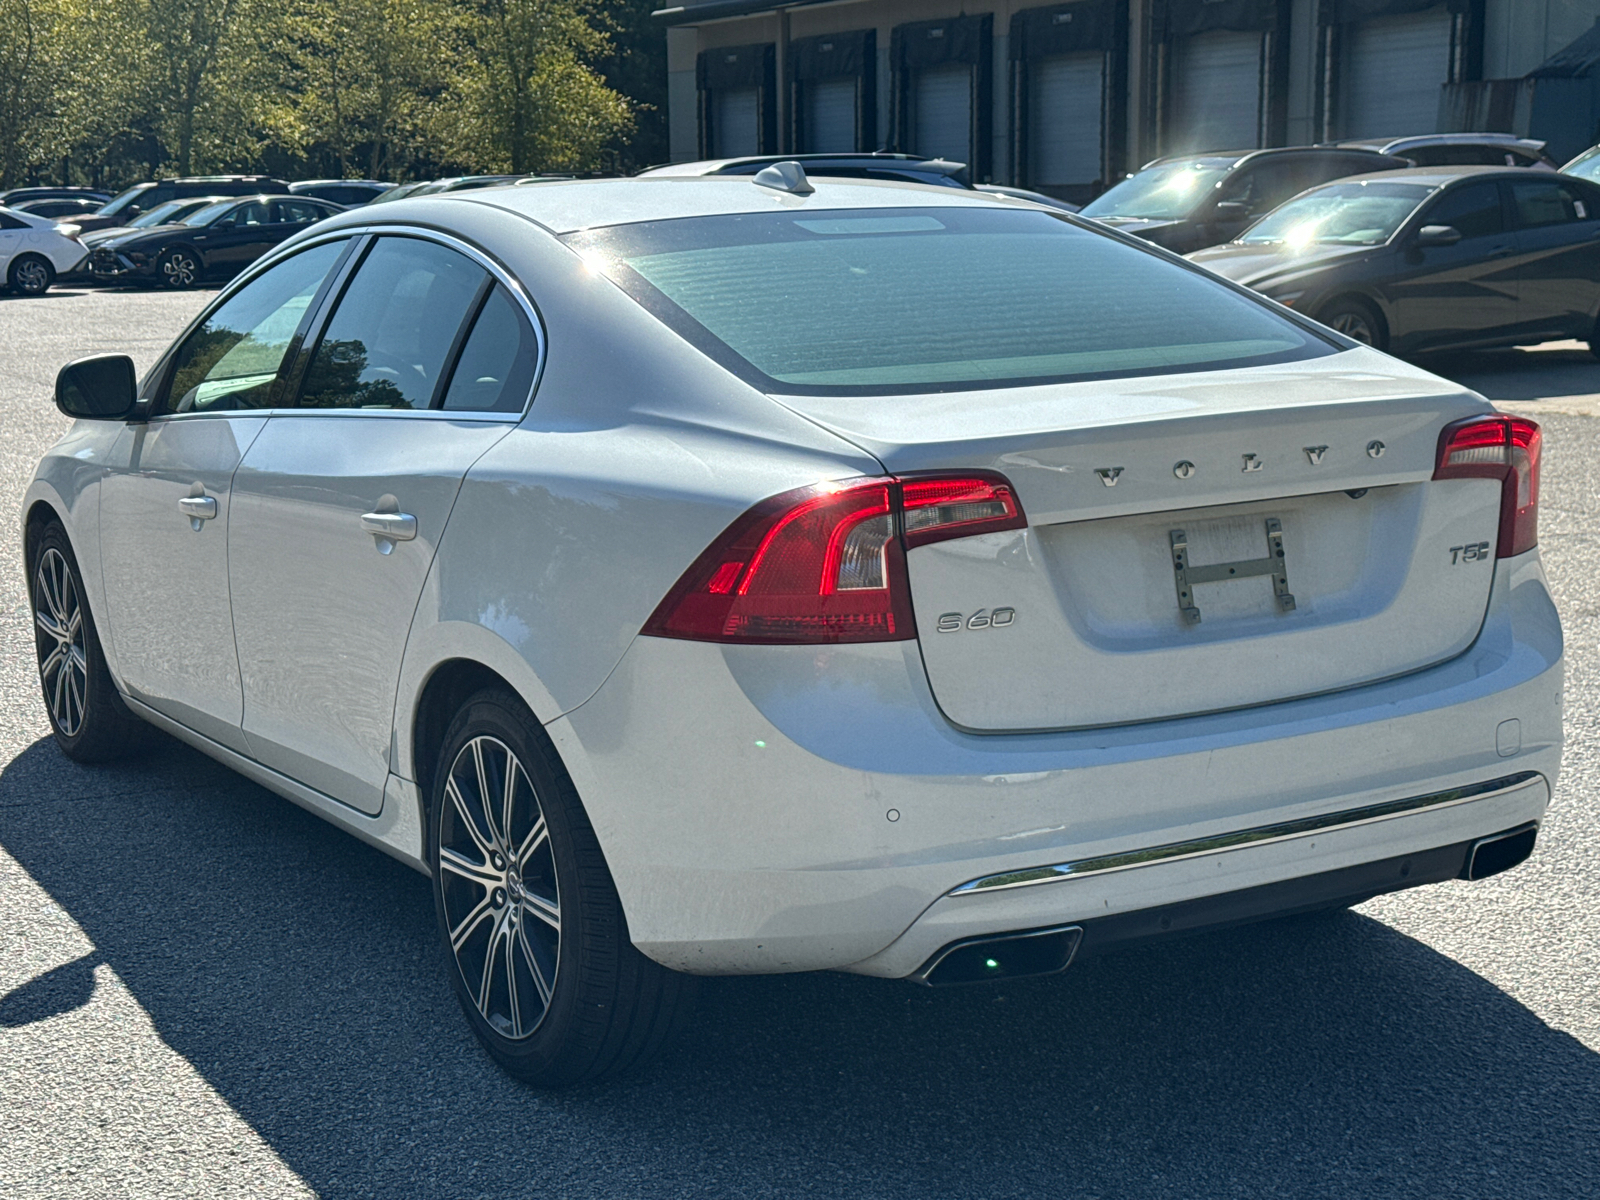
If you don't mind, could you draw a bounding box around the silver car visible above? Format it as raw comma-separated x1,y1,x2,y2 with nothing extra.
24,172,1563,1086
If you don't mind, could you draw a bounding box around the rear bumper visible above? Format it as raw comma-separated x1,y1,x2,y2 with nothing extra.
546,549,1562,977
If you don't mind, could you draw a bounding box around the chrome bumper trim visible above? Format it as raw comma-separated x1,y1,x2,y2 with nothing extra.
948,771,1543,897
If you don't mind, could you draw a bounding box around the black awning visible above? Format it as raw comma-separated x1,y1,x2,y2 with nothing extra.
697,42,774,90
1159,0,1280,38
1325,0,1467,22
891,15,991,70
1010,1,1118,60
791,29,874,81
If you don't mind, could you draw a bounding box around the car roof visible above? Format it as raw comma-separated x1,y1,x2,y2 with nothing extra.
1141,145,1397,170
290,179,391,188
1329,133,1548,154
1300,164,1551,188
337,175,1015,236
643,154,967,179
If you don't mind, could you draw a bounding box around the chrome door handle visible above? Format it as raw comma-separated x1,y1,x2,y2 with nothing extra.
360,512,417,541
177,495,217,530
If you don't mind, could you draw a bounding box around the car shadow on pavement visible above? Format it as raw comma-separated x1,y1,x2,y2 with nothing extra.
2,735,1597,1200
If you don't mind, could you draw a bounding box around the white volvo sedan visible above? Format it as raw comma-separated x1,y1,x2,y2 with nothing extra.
24,170,1562,1086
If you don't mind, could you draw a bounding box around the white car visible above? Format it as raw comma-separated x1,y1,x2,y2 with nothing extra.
25,168,1563,1086
0,204,89,295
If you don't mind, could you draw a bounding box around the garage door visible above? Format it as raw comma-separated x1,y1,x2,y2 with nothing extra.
1171,29,1263,153
1341,6,1452,139
914,64,973,162
714,88,760,157
1030,52,1104,188
806,77,857,153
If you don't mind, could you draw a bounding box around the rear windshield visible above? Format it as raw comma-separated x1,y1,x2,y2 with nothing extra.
565,207,1334,395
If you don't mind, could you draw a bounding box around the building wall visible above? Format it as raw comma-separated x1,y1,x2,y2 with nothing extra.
666,0,1600,177
1483,0,1600,80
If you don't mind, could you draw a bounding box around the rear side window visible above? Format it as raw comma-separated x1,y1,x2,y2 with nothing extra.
568,207,1333,394
1422,182,1504,239
1511,179,1592,227
440,286,537,413
297,237,486,409
164,240,347,413
0,212,28,230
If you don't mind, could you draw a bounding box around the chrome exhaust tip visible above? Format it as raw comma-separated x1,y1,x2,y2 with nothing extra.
910,924,1083,987
1463,822,1538,882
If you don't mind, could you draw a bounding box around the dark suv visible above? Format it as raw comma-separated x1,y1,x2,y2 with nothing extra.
73,176,291,234
1080,146,1411,253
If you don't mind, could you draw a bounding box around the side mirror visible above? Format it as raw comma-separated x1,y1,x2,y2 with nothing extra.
1416,224,1463,247
56,354,139,420
1214,200,1251,219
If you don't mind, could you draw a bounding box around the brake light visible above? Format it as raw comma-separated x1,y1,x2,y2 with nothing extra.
1432,415,1541,557
643,472,1027,644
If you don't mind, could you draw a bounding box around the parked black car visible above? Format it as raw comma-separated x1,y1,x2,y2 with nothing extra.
639,153,1079,210
0,186,110,207
288,179,395,206
75,175,292,234
1188,166,1600,357
1079,147,1411,253
11,197,106,219
90,194,342,287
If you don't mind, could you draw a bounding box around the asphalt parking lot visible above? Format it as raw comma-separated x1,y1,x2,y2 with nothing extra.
1,285,1597,1199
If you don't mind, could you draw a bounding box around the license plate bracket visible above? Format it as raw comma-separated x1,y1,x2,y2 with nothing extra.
1169,517,1296,626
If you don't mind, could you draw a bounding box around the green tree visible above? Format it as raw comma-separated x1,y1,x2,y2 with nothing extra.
451,0,633,174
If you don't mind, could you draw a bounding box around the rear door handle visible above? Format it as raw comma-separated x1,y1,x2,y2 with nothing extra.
1487,245,1515,260
360,512,417,541
177,495,217,530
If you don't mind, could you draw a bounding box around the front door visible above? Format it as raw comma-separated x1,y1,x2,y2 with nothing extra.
197,201,278,273
97,239,349,750
1386,179,1520,352
228,235,529,814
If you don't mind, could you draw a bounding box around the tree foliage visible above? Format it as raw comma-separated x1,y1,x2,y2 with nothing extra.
0,0,652,189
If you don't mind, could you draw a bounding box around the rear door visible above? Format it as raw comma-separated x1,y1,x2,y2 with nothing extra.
1506,175,1600,339
97,239,349,751
227,234,535,813
1386,179,1520,351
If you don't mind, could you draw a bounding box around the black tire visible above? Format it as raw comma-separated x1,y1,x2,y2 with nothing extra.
429,686,695,1087
8,254,54,296
1316,296,1387,351
159,247,201,289
30,522,143,762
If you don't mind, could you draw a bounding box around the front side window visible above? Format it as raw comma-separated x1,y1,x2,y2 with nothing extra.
272,200,326,224
1421,182,1505,239
1239,181,1434,247
570,207,1334,394
297,237,486,409
1511,178,1592,228
164,240,346,413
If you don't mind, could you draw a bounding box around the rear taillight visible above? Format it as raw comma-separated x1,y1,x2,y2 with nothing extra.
643,472,1026,644
1433,415,1541,558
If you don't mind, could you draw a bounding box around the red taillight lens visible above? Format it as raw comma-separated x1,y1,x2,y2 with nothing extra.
643,471,1027,644
1433,415,1541,558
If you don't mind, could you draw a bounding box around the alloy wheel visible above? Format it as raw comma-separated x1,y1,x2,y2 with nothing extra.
437,735,560,1040
34,548,88,737
1328,311,1375,346
162,252,198,288
13,257,50,295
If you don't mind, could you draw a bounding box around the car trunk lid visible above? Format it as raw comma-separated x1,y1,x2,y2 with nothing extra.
771,350,1505,730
